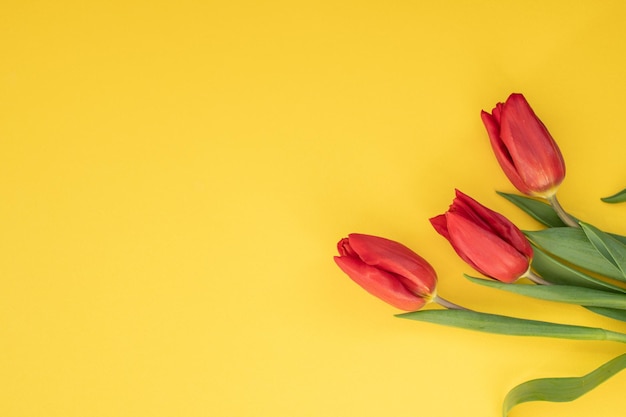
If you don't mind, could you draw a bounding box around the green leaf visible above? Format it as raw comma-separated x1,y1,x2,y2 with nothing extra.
465,275,626,309
503,353,626,417
528,248,626,321
580,222,626,279
611,233,626,245
396,309,626,343
601,187,626,203
614,234,626,245
530,244,626,293
497,191,626,245
525,228,625,281
584,306,626,322
497,191,567,227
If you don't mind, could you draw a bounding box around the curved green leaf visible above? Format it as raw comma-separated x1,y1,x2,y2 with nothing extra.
601,187,626,203
498,191,626,244
580,222,626,279
465,275,626,309
610,233,626,245
525,228,625,281
529,247,626,321
584,306,626,322
396,309,626,343
530,245,626,293
497,191,567,227
503,353,626,417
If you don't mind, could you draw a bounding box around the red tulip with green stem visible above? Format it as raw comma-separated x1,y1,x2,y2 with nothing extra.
481,93,578,227
430,189,550,285
334,233,467,311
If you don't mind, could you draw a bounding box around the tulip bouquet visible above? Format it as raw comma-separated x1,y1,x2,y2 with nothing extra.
334,93,626,416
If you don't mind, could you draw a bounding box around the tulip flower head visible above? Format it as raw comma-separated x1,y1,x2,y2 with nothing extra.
481,93,565,198
334,233,437,311
430,190,533,283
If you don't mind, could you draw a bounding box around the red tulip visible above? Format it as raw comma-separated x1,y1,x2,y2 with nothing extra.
481,93,566,197
334,233,437,311
430,190,533,283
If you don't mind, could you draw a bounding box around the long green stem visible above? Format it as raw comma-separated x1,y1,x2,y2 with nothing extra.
525,269,552,285
433,294,471,311
547,194,580,228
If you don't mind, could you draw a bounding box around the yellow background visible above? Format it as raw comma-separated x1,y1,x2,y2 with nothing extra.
2,1,626,416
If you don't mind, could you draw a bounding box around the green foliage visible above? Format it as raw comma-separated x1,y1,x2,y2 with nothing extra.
601,188,626,203
465,275,626,309
497,191,568,227
396,309,626,343
526,228,625,282
503,353,626,417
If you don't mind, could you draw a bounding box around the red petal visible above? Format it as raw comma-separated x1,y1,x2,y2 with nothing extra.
429,214,450,240
453,190,533,258
347,233,437,296
334,256,426,311
482,108,532,194
337,237,356,257
499,93,565,194
446,213,530,283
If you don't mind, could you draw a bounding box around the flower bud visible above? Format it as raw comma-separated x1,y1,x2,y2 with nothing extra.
334,233,437,311
430,190,532,283
481,93,565,197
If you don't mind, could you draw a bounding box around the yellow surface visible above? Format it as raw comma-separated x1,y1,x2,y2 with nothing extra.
2,1,626,416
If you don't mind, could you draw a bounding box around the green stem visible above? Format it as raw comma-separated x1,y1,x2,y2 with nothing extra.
547,194,580,228
525,269,552,285
433,294,471,311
